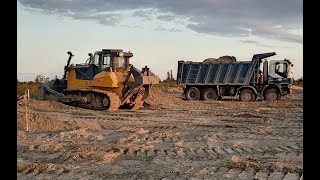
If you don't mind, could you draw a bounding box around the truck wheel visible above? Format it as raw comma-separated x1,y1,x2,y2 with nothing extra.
264,88,280,101
185,87,200,100
201,88,218,100
239,89,256,102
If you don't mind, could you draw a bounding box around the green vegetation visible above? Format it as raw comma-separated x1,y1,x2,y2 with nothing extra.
17,74,48,99
17,81,40,99
154,80,179,91
293,77,303,87
154,70,180,91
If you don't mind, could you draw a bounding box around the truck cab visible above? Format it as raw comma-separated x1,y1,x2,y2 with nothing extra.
260,58,293,96
268,60,293,79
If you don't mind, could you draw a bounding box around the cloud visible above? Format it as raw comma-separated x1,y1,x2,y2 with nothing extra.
247,21,303,44
157,14,176,21
240,40,259,44
133,9,155,20
240,40,275,48
257,44,274,48
18,0,302,44
155,26,181,32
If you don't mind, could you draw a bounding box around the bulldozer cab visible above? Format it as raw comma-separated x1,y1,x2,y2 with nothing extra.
89,49,132,73
72,49,132,80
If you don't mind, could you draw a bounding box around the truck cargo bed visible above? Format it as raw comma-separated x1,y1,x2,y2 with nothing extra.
177,61,254,85
176,53,276,86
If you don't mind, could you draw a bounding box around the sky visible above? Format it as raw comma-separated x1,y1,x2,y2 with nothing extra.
17,0,303,82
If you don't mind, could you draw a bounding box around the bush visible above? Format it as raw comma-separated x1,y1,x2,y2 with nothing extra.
17,74,50,99
293,77,303,87
154,80,180,91
17,81,40,99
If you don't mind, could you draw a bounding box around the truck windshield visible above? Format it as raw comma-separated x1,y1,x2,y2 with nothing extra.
275,62,288,77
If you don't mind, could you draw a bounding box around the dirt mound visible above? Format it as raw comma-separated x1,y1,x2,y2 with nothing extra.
286,86,303,100
144,87,182,108
17,111,101,132
17,162,69,174
203,56,236,63
165,87,182,93
17,112,75,132
292,85,303,90
18,99,78,112
17,130,26,140
231,154,303,173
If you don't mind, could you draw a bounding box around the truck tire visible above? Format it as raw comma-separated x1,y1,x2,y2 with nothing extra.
201,88,218,100
185,87,200,100
239,89,256,102
264,88,280,101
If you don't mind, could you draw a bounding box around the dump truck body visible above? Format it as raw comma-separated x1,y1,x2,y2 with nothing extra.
177,52,293,101
177,60,253,85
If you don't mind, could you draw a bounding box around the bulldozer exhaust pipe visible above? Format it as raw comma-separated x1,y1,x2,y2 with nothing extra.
63,51,74,80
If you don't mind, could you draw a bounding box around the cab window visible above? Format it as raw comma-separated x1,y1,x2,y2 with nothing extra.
102,56,111,69
114,57,126,69
275,62,288,77
92,54,99,66
117,57,126,69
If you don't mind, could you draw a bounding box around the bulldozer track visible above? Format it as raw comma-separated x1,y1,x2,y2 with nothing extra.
62,89,121,111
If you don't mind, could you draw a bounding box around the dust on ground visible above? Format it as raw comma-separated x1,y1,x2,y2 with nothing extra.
17,86,303,180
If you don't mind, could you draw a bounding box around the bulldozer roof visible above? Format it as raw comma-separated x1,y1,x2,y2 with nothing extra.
102,49,124,52
101,49,133,57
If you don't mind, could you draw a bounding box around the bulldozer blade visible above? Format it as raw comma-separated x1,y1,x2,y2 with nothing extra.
142,85,150,101
131,93,144,110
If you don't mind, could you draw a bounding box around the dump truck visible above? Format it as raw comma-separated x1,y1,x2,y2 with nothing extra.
38,49,159,110
176,52,293,102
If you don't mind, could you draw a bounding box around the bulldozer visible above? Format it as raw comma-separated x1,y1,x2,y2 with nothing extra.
38,49,159,111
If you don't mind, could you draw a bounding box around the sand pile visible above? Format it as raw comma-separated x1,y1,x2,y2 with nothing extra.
17,110,101,132
287,86,303,100
17,111,76,132
144,87,183,108
28,99,78,111
203,56,237,63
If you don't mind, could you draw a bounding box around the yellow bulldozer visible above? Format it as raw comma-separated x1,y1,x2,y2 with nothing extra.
38,49,159,111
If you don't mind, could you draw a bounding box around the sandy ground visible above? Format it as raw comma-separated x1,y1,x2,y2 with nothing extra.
17,86,303,180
